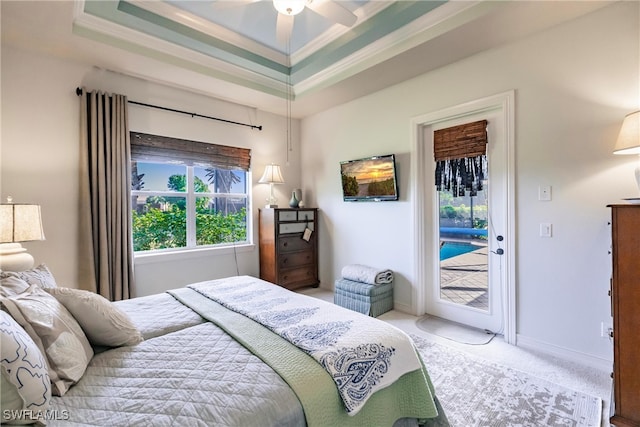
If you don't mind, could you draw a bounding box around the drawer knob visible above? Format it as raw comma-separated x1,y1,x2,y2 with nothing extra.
283,242,288,247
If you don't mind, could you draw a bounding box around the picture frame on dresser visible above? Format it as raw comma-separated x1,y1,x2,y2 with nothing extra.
258,208,319,291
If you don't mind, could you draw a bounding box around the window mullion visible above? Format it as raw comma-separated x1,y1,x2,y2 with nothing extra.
186,166,197,247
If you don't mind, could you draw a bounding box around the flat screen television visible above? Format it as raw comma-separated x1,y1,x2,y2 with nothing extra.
340,154,399,202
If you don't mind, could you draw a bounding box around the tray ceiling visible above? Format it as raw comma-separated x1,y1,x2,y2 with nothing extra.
1,0,612,117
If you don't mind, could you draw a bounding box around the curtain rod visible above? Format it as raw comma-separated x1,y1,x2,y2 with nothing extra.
75,87,262,131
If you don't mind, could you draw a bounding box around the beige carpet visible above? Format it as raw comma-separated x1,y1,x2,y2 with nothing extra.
411,334,602,427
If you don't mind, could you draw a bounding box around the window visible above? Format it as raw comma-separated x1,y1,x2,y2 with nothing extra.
130,132,251,253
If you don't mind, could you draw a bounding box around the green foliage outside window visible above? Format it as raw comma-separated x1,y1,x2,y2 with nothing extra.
196,207,246,246
132,205,186,251
439,204,488,224
132,206,246,251
131,171,247,252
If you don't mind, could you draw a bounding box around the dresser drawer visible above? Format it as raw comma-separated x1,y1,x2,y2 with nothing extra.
278,250,314,268
279,222,314,234
298,210,314,221
279,266,316,286
278,235,314,252
278,211,298,221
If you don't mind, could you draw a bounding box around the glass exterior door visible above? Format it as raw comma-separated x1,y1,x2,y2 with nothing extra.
426,108,506,333
438,187,489,310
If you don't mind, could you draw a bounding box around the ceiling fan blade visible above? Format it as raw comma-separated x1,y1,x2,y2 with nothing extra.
306,0,357,27
276,13,294,45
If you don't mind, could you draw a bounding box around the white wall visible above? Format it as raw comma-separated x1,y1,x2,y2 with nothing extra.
1,47,302,296
300,1,639,365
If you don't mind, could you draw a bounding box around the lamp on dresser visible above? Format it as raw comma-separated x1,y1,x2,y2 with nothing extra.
259,164,285,208
0,197,45,272
613,110,640,195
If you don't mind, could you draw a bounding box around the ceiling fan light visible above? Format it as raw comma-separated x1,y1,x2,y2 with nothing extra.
273,0,305,16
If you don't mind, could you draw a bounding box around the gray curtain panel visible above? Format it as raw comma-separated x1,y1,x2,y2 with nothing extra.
78,88,134,301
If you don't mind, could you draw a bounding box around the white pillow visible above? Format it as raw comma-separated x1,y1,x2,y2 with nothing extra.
0,264,58,289
0,310,51,426
46,287,143,347
0,276,31,297
1,285,93,396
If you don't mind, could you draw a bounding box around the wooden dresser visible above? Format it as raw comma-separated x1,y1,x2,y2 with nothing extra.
259,208,318,290
609,204,640,427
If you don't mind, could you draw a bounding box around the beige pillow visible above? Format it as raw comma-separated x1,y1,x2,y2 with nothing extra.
0,310,51,426
46,287,143,347
1,285,93,396
0,264,58,289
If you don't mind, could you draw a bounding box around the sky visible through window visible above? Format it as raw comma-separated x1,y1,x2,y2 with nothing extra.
135,162,246,193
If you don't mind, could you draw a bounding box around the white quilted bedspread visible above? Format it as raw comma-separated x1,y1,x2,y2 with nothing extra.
113,292,205,339
48,322,305,426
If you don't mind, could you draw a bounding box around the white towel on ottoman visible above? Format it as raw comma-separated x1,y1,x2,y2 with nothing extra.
341,264,394,285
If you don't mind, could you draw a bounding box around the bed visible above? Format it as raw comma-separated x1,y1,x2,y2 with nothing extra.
1,269,447,426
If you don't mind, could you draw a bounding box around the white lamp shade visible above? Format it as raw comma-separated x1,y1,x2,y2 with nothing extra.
259,164,285,184
0,204,45,243
614,111,640,155
273,0,306,16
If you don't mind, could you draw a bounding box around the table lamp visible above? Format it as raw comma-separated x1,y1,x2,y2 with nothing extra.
0,197,45,271
613,111,640,195
259,164,285,208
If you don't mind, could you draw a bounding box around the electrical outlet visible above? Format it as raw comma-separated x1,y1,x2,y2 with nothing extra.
538,185,552,201
600,322,613,338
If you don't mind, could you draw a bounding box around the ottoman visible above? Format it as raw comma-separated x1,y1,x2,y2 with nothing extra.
334,278,394,317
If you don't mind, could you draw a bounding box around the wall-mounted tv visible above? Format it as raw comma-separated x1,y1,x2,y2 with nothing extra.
340,154,399,202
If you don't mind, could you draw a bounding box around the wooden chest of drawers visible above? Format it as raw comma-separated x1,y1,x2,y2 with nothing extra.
609,204,640,427
259,208,318,290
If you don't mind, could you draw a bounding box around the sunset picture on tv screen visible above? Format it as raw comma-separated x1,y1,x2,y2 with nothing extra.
341,156,397,199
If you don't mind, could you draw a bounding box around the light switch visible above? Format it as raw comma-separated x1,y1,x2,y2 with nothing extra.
540,223,552,237
538,185,552,201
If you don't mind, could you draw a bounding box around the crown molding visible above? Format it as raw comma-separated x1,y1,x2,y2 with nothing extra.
294,1,494,97
73,4,290,98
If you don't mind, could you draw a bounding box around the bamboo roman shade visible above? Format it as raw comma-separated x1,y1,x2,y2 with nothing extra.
130,132,251,171
434,120,488,196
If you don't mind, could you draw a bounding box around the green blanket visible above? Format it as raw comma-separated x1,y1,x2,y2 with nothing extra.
169,287,446,427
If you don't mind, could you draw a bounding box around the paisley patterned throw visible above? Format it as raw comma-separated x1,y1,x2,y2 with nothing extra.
188,276,422,415
322,343,396,409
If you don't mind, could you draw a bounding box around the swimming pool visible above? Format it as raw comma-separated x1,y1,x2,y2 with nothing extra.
440,242,482,260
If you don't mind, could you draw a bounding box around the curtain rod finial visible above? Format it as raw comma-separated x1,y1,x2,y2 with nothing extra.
76,87,82,96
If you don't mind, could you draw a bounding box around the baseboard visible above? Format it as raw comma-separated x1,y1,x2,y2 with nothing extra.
393,301,412,314
516,334,613,372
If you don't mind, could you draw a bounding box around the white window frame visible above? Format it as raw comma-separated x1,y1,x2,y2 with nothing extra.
131,161,253,260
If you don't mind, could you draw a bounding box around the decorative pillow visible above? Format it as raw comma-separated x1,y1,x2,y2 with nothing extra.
0,310,51,426
1,285,93,396
46,288,143,347
0,264,58,289
0,276,31,297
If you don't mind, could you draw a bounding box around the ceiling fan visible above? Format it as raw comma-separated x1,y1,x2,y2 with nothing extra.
273,0,357,44
216,0,358,44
